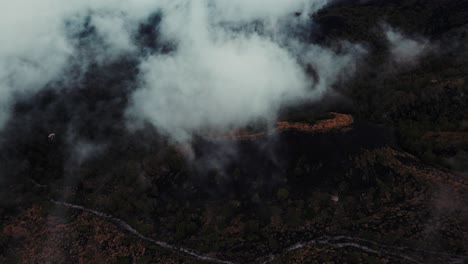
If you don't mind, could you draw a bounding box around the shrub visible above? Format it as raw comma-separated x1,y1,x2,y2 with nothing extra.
276,188,289,201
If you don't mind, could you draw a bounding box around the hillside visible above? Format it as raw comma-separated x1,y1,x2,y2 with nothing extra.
0,0,467,263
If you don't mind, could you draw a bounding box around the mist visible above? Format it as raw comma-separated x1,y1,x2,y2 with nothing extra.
126,0,364,142
0,0,366,144
384,25,432,65
0,0,161,128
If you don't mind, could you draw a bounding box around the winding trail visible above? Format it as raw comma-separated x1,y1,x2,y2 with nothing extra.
45,113,468,264
45,112,466,263
223,112,353,140
259,235,468,264
51,199,467,264
50,199,235,264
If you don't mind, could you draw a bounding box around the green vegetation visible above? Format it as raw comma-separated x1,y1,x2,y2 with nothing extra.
276,188,289,201
136,255,153,264
1,1,466,263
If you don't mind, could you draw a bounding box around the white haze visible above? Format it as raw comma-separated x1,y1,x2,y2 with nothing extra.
127,0,364,141
385,26,431,64
0,0,365,142
0,0,159,127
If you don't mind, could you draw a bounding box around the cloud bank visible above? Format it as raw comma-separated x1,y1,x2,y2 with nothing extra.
0,0,364,142
127,0,364,141
0,0,161,127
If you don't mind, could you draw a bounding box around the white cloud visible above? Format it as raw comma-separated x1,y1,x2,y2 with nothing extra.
385,26,431,64
0,0,73,127
130,35,310,141
0,0,364,143
128,1,364,142
0,0,159,127
207,0,328,22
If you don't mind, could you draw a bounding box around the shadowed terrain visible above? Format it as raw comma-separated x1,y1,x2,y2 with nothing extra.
0,0,467,263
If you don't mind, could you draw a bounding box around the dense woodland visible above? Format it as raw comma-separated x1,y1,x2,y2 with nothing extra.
0,0,467,263
316,0,468,168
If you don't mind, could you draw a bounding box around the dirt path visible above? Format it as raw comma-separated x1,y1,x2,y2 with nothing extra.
51,199,466,264
259,235,467,264
50,199,235,264
223,113,353,140
276,112,353,132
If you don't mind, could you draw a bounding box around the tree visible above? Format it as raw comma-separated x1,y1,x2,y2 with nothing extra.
276,188,289,201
